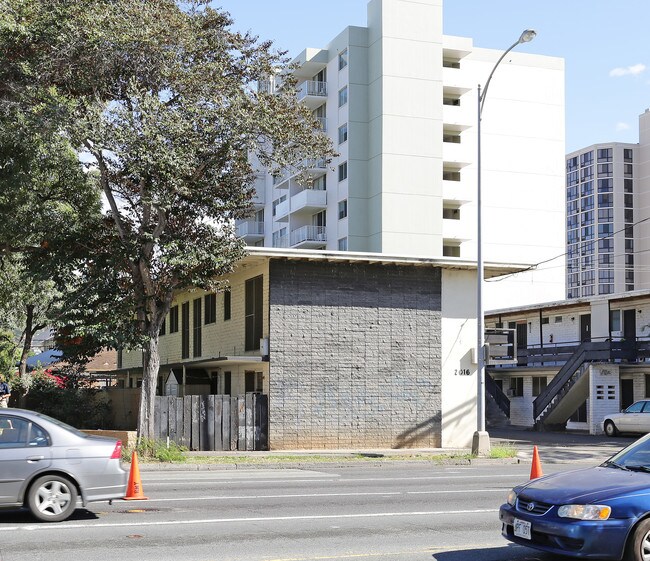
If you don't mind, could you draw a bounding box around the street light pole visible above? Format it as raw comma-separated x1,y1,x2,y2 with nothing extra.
473,29,536,456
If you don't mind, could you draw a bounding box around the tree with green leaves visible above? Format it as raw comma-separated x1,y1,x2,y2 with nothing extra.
0,0,334,437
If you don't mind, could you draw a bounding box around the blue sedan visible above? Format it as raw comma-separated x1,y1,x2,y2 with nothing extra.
500,434,650,560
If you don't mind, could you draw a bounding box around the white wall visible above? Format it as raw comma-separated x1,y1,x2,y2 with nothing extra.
441,268,478,447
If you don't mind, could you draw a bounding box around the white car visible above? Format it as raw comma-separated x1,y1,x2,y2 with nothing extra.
604,399,650,436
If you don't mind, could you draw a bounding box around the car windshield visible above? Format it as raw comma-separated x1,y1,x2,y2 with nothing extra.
29,410,89,438
604,433,650,470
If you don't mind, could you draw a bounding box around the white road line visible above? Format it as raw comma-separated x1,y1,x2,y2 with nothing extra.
135,488,509,503
7,508,498,532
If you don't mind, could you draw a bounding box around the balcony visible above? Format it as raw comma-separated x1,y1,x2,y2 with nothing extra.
442,218,469,242
315,116,327,132
297,80,327,109
274,199,290,221
290,225,327,248
272,234,289,248
237,221,265,243
290,187,327,215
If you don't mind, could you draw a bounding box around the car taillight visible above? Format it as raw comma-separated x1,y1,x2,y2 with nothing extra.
111,441,122,459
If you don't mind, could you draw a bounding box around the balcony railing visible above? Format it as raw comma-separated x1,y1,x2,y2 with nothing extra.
298,80,327,100
237,221,264,238
290,225,326,247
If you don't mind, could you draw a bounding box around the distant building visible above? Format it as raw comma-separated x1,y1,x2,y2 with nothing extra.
238,0,566,309
566,108,650,298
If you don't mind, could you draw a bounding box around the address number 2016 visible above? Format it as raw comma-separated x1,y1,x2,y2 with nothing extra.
454,368,471,376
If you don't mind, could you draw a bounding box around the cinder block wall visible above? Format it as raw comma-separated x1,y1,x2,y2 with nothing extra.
268,260,442,449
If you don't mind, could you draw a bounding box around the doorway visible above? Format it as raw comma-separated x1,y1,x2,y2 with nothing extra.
621,379,634,410
623,309,637,341
580,314,591,342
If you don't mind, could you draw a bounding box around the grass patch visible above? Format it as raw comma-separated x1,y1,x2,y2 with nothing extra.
123,438,188,463
487,443,518,459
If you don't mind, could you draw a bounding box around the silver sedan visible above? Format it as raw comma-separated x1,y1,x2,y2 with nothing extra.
0,408,127,522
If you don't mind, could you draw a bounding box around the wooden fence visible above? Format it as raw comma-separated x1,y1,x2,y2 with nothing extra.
153,394,268,451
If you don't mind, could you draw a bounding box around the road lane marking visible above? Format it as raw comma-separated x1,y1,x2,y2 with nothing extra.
6,508,497,531
136,488,509,503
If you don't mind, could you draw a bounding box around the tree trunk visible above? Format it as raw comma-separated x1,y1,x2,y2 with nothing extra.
17,305,35,408
137,334,160,440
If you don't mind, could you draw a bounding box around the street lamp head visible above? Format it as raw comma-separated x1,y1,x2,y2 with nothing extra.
518,29,537,44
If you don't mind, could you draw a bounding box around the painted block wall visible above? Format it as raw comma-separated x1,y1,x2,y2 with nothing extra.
121,260,269,370
589,364,620,434
268,260,442,449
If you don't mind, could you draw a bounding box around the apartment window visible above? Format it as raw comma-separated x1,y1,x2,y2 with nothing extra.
204,293,216,324
597,148,612,162
443,244,460,257
509,377,524,397
338,49,348,70
181,301,190,359
245,276,263,351
338,123,348,144
597,163,612,176
222,371,231,395
443,170,461,182
338,162,348,182
555,316,563,323
245,371,264,393
338,86,348,107
160,317,166,336
624,164,634,177
192,297,202,358
532,377,548,397
541,317,549,325
624,149,634,163
338,199,348,219
169,305,179,333
443,95,460,106
442,58,460,69
442,207,460,220
610,310,621,332
272,195,286,217
338,237,348,251
567,156,578,170
624,178,634,193
223,290,231,321
443,131,461,143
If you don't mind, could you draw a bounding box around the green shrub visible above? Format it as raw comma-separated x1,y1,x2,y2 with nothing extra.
123,437,187,463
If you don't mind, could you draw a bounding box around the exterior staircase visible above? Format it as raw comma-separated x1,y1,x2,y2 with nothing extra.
485,373,510,427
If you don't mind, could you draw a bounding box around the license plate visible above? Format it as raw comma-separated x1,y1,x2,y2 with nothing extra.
514,518,532,540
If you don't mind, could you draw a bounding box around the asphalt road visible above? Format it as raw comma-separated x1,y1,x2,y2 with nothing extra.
0,462,580,561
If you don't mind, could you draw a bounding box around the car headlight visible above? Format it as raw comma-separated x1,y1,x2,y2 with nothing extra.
557,504,611,520
506,489,517,506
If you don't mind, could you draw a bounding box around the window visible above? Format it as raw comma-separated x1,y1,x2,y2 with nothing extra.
245,371,264,393
597,148,612,162
443,207,460,220
555,316,563,323
338,86,348,107
181,302,190,359
443,170,461,181
443,96,460,106
624,149,634,163
541,317,549,325
338,162,348,182
532,377,548,397
338,199,348,220
193,297,202,358
0,417,32,448
442,58,460,69
610,310,621,332
169,305,179,333
223,290,231,321
443,131,461,143
338,123,348,144
443,244,460,257
245,276,263,351
204,293,216,324
338,237,348,251
509,377,524,397
338,49,348,70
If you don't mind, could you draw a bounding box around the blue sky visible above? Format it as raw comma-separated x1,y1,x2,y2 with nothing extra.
214,0,650,153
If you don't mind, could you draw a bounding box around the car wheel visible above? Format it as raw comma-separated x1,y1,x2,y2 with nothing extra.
27,475,78,522
604,420,618,437
626,518,650,561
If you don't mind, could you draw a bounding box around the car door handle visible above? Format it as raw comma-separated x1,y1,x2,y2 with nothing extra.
26,455,45,462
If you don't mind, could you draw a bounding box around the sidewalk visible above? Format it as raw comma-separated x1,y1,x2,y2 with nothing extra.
138,427,636,470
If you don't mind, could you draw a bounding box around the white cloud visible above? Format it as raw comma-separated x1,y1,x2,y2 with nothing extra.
616,122,630,131
609,63,646,77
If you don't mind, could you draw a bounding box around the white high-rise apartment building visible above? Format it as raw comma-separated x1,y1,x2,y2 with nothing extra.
565,110,650,299
237,0,566,308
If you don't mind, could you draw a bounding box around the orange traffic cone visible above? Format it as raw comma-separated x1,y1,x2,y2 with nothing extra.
124,451,148,500
530,445,543,480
